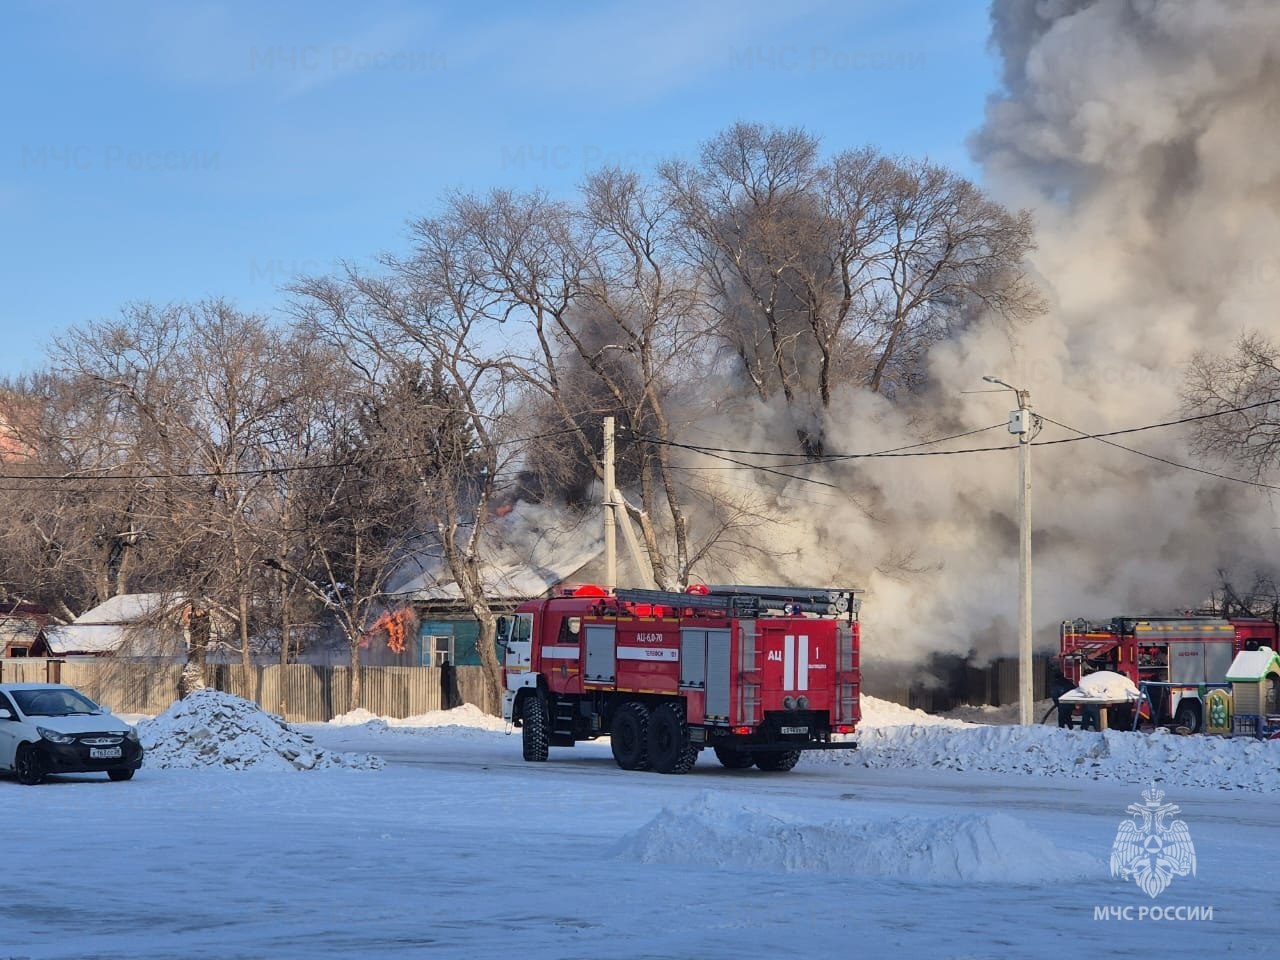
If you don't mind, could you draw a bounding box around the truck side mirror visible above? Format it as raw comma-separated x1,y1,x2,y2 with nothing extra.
0,708,11,720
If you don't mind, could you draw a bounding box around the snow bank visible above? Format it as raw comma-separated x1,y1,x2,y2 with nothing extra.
330,703,507,733
859,695,968,728
818,721,1280,793
139,689,383,771
614,792,1100,884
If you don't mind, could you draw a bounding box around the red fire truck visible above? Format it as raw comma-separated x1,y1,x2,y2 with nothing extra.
499,583,861,773
1058,615,1278,731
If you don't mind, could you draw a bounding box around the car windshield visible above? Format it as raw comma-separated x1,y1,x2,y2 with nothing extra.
11,688,101,717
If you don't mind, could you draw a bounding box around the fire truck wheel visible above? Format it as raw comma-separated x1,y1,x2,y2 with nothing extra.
610,701,651,770
713,745,755,769
1174,701,1201,734
648,702,699,775
755,749,801,772
521,695,550,762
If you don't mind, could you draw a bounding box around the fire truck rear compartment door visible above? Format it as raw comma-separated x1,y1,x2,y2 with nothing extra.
680,628,707,688
1168,642,1204,684
681,628,730,717
1203,641,1233,685
584,624,616,683
705,629,731,718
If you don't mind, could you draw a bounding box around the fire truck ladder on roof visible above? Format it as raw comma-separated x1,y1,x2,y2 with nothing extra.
613,585,860,621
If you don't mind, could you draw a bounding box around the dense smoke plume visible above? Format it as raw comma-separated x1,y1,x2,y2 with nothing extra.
684,0,1280,664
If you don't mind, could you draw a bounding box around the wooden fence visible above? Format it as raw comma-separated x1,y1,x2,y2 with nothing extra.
0,658,498,722
1,651,1049,722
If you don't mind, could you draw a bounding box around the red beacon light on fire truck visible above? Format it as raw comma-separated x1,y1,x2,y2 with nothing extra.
686,583,710,595
571,584,608,598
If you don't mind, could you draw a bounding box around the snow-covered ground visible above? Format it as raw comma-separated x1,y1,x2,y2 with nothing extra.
4,692,1276,959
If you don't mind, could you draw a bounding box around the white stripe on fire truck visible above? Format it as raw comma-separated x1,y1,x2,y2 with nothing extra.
783,634,811,691
616,647,679,661
539,646,580,660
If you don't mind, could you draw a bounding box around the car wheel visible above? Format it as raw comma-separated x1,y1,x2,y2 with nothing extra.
647,702,699,774
713,745,755,769
610,701,650,770
755,749,801,772
107,768,135,782
521,695,550,762
1174,701,1201,734
15,744,47,786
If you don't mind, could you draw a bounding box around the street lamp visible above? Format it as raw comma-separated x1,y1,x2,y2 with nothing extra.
983,375,1035,725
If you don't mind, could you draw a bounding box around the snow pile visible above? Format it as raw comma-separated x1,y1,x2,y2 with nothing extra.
328,707,386,727
859,695,968,728
1061,671,1140,702
825,722,1280,793
614,792,1100,883
139,689,383,771
328,703,507,735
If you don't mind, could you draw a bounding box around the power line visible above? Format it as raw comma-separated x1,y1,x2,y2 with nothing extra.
636,396,1280,462
1039,414,1280,492
0,426,580,485
635,423,1013,461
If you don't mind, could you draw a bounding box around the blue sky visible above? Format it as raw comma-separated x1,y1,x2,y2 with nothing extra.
0,0,997,377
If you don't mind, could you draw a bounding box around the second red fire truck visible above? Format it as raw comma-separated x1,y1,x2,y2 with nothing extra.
499,583,861,773
1058,614,1278,731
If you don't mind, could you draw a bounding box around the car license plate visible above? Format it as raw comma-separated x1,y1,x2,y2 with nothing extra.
780,726,808,735
90,747,122,759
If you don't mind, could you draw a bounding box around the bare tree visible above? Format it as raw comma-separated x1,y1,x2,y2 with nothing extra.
662,123,1043,429
264,371,431,710
0,371,153,619
293,257,519,706
1184,332,1280,477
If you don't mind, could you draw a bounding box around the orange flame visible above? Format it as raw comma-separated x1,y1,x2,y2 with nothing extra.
365,607,416,654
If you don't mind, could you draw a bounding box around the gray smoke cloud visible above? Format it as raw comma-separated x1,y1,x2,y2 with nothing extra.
685,0,1280,665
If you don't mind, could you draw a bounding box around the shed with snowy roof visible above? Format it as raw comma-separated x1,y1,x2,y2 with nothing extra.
1225,646,1280,717
32,593,232,658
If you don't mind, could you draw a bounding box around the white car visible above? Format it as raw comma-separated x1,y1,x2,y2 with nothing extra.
0,682,143,785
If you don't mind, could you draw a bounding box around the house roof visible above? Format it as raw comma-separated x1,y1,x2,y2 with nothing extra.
393,543,602,603
0,618,42,645
43,623,124,655
74,593,175,625
43,593,187,655
1226,647,1280,682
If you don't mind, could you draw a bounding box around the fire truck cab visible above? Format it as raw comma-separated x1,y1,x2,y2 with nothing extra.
499,584,861,774
1059,615,1279,731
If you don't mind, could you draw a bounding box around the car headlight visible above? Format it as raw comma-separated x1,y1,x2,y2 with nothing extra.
124,727,139,742
38,726,76,745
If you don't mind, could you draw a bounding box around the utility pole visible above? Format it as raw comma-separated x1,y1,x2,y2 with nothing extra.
984,376,1034,724
603,416,617,590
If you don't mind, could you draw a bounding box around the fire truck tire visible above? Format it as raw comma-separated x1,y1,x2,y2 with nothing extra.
521,695,550,762
1174,701,1201,734
610,701,651,770
755,749,801,772
648,702,699,775
713,745,755,769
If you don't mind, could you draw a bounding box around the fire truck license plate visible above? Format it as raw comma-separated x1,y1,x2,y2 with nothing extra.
780,726,808,735
90,747,121,759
